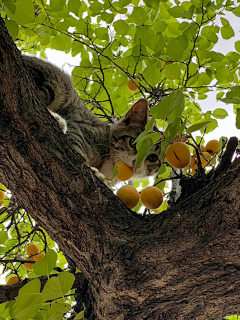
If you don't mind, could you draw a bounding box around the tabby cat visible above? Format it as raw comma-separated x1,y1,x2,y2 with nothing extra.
23,55,162,181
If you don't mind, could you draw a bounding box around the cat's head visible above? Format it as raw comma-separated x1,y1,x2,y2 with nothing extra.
108,99,162,180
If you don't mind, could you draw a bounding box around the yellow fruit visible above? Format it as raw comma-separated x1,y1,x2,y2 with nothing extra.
166,142,191,169
205,140,219,154
199,152,211,167
32,252,45,261
115,161,133,181
189,156,197,169
141,187,163,210
6,276,19,286
23,258,34,270
192,145,205,155
26,244,40,257
127,79,139,92
192,152,211,170
116,185,140,209
0,190,5,201
0,200,3,207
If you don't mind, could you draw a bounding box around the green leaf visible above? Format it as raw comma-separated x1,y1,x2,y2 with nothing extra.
166,39,184,60
134,114,157,144
198,73,211,85
3,0,16,14
221,25,235,39
10,0,35,25
142,66,161,87
0,231,8,244
165,63,180,80
68,0,81,15
42,272,75,301
235,41,240,53
232,6,240,17
13,279,43,320
50,0,66,12
4,20,19,40
135,137,153,171
168,6,184,18
130,7,148,25
113,20,129,36
51,36,65,51
164,117,181,142
221,98,240,104
220,17,229,26
215,66,230,83
150,90,184,120
107,165,119,181
236,108,240,129
212,108,228,119
186,121,211,134
74,310,85,319
33,249,57,276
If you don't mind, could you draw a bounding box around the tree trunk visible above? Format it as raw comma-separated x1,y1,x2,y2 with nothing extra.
0,16,240,320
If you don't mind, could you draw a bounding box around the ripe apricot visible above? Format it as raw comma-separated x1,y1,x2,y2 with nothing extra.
115,161,133,181
0,190,5,201
166,142,191,169
127,79,139,92
32,252,45,261
205,140,219,154
23,258,34,271
199,152,211,167
6,276,19,286
141,187,163,210
189,156,197,169
191,152,211,170
26,244,40,257
192,145,205,155
116,185,140,209
0,200,3,207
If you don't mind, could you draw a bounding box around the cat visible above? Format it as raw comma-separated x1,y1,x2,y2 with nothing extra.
22,55,162,182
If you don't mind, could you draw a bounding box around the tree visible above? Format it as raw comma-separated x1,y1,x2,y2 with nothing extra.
0,0,240,319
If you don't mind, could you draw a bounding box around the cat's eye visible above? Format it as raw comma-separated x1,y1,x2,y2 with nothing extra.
129,137,137,149
146,154,158,163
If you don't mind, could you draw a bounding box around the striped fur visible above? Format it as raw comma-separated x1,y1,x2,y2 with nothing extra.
23,55,163,180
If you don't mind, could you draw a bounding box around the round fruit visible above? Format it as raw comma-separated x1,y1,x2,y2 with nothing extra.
192,152,211,170
141,186,163,210
0,200,3,207
23,258,34,271
189,156,197,169
115,161,133,181
166,142,191,169
192,144,205,155
199,152,211,168
0,190,5,201
26,244,40,257
127,79,139,92
6,276,19,286
116,185,140,209
33,252,45,261
205,140,219,154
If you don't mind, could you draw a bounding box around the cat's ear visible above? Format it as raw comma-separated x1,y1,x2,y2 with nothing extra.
124,99,149,126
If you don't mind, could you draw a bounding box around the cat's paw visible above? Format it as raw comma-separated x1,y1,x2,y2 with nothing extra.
91,167,107,184
49,110,67,134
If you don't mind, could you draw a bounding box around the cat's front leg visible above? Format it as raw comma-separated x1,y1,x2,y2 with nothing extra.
49,110,67,134
90,167,107,184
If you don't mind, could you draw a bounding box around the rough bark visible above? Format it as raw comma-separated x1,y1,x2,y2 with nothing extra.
0,16,240,320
